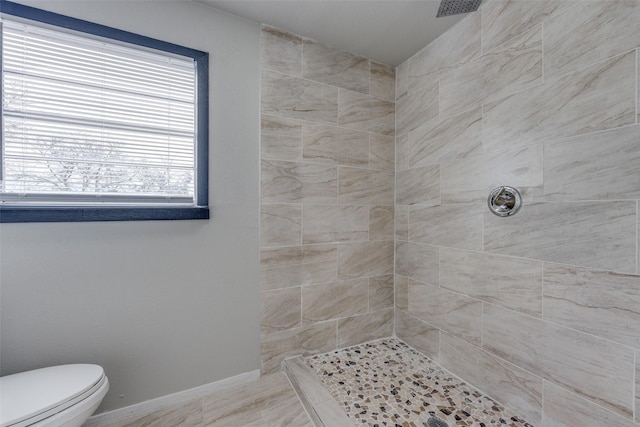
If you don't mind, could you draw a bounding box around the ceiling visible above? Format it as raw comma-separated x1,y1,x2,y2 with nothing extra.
198,1,466,66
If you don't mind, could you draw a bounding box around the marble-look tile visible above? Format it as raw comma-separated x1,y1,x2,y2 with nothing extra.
369,205,394,241
636,351,639,423
261,115,302,162
284,356,335,406
407,12,481,91
543,381,637,427
439,333,543,426
302,204,368,244
301,279,368,324
337,240,394,279
638,51,639,124
337,308,393,348
394,205,409,241
302,40,369,94
395,59,409,102
409,107,482,168
543,263,640,348
545,1,640,79
408,282,482,345
369,61,395,102
440,145,542,204
261,160,337,204
440,248,542,317
261,26,302,76
369,274,394,311
337,89,395,135
302,122,369,167
409,204,482,251
262,70,338,125
261,287,301,334
337,167,394,205
440,26,542,119
369,133,394,171
483,50,636,150
260,204,301,247
395,133,410,171
482,303,635,418
104,399,202,427
395,165,440,206
394,274,409,311
261,398,313,427
260,321,337,374
395,241,438,285
394,310,439,358
395,82,438,137
260,244,337,291
544,124,640,201
484,201,637,273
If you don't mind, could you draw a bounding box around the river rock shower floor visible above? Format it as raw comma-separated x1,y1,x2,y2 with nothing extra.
306,339,534,427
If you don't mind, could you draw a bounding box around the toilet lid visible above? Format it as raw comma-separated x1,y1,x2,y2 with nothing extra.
0,364,105,427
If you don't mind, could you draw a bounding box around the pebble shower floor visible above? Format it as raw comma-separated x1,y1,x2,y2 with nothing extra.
306,338,535,427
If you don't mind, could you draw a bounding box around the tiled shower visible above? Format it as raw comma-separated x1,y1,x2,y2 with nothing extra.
260,1,640,426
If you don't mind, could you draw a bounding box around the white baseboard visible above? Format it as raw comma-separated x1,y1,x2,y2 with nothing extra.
84,370,261,426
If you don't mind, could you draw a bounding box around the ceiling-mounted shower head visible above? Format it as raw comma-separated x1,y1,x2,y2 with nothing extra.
436,0,483,17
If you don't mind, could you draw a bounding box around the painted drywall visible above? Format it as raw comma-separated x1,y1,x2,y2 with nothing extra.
0,0,261,412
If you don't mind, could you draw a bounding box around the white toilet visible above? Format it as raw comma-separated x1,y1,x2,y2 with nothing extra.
0,364,109,427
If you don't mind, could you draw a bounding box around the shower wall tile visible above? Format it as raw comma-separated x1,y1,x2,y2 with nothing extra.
337,89,395,135
409,204,482,251
394,205,409,241
302,204,369,244
337,240,394,279
439,26,542,119
483,201,637,273
395,59,409,102
439,333,543,426
262,70,338,124
261,287,301,334
637,50,639,124
544,1,640,80
395,165,440,206
395,82,439,136
302,123,369,167
439,145,543,204
369,274,394,311
636,352,639,423
261,160,337,204
409,107,482,168
394,275,409,311
302,40,369,94
369,205,394,241
369,61,395,102
260,204,302,247
395,134,410,171
439,248,543,317
301,279,368,324
369,134,395,171
543,263,640,349
395,310,440,358
261,26,302,76
483,50,636,151
395,241,438,285
338,167,394,205
337,308,393,348
483,303,635,418
260,244,337,291
408,282,482,346
261,114,302,162
544,124,640,201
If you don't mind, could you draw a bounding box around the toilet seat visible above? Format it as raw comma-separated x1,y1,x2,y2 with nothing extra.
0,364,107,427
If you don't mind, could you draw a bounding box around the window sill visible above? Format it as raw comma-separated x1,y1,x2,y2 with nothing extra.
0,206,210,223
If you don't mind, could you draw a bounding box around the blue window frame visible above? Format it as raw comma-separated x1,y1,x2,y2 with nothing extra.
0,0,209,222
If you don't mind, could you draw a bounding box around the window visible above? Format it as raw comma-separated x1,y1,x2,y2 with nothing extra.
0,1,209,222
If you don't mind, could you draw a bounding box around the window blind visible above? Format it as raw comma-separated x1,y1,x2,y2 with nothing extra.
1,18,197,204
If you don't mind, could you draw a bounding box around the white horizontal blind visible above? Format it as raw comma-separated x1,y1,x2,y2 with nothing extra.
1,18,197,204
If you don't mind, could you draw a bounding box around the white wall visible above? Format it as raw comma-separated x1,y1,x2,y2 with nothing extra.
0,0,261,412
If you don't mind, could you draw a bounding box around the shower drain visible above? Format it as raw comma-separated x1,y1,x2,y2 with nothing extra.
427,416,449,427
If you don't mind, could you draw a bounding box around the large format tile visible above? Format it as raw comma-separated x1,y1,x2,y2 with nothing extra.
262,70,338,124
369,274,394,311
543,263,640,348
337,89,394,135
544,125,640,201
408,282,482,345
395,241,438,285
394,310,439,358
483,304,635,418
484,201,637,273
261,26,302,76
302,40,369,94
395,82,438,136
336,308,393,348
440,248,542,317
439,333,543,426
395,165,440,206
395,133,410,171
301,279,368,324
369,61,395,102
409,204,482,251
260,204,301,247
261,160,337,204
261,397,314,427
395,59,409,102
369,205,394,241
261,287,302,334
636,351,640,423
302,204,368,244
302,123,369,167
544,1,640,79
261,115,302,162
638,51,640,124
483,50,636,150
369,133,394,171
394,274,409,311
394,205,408,241
337,240,394,279
260,244,337,290
103,399,202,427
440,26,542,119
338,167,394,205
